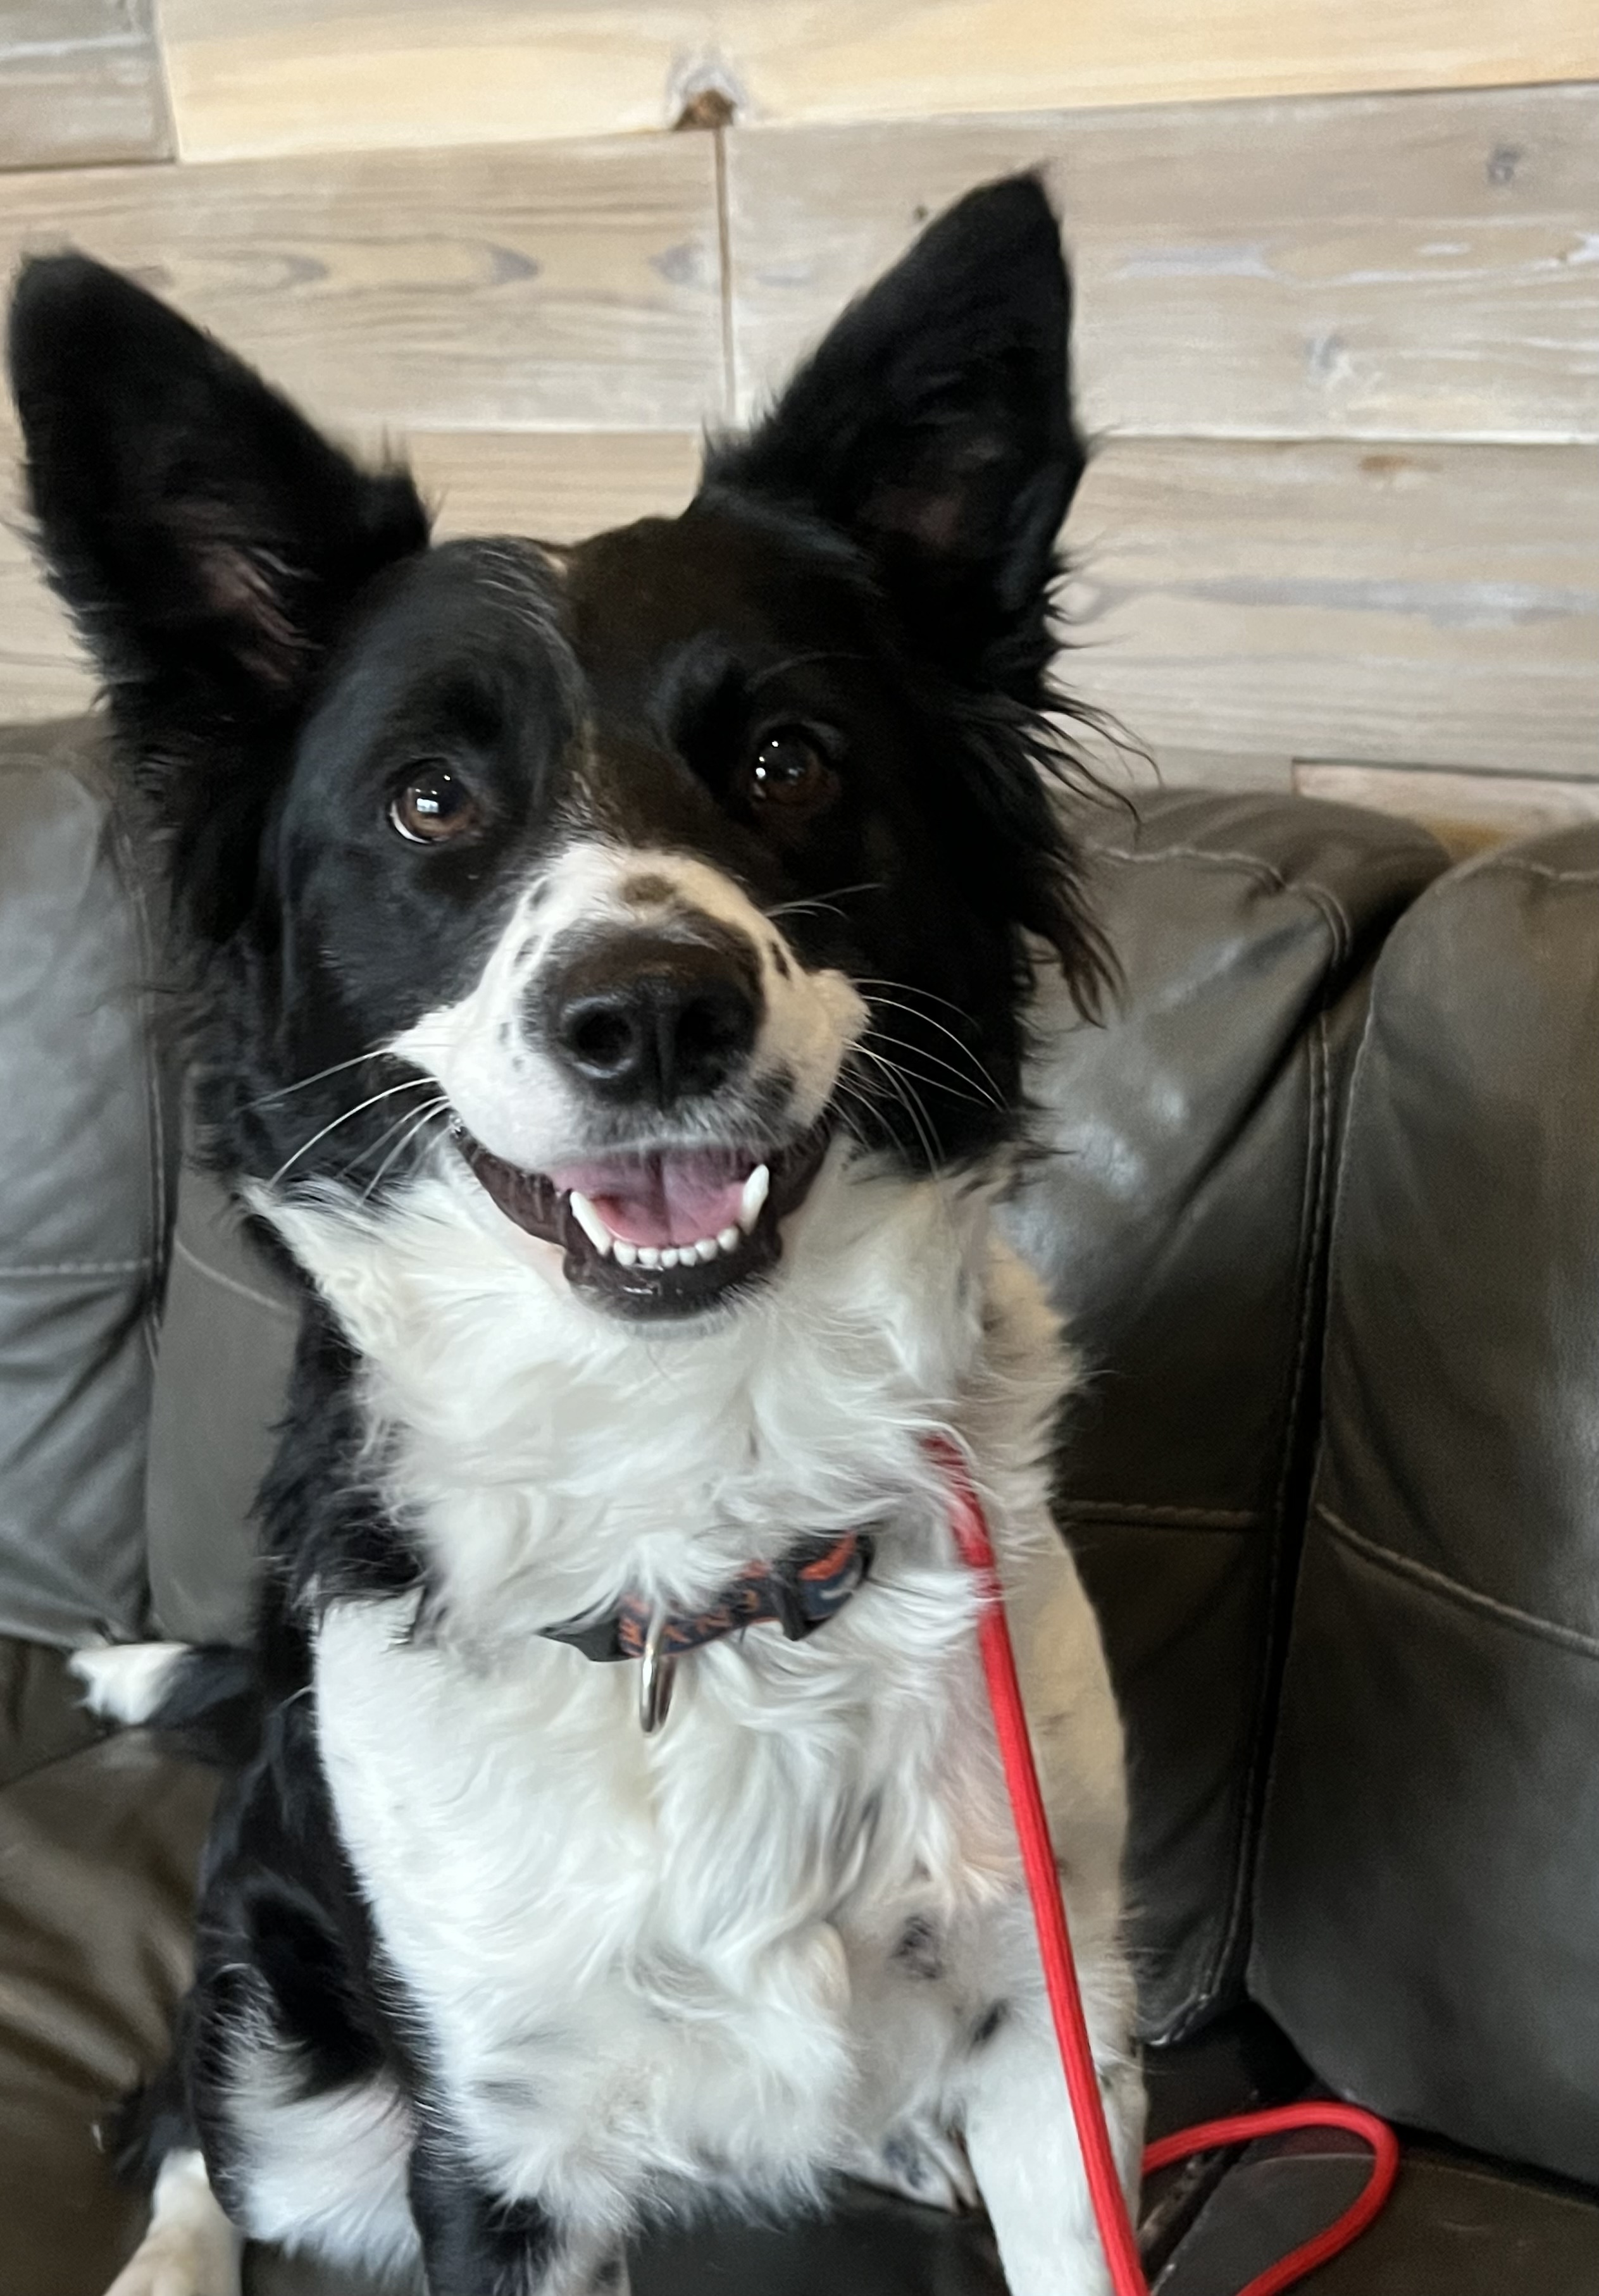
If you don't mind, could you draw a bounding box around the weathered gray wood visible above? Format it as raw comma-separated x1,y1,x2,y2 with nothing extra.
0,0,170,169
1054,437,1599,776
727,84,1599,444
1295,762,1599,855
0,132,725,433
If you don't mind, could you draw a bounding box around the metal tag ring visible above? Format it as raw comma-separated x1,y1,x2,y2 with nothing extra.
638,1605,677,1735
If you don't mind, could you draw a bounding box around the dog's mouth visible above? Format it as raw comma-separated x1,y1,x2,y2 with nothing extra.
454,1123,831,1319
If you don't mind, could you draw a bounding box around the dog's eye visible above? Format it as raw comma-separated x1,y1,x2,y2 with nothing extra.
742,728,835,814
389,765,483,845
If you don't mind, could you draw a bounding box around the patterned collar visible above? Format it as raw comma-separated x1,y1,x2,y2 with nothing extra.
539,1529,874,1730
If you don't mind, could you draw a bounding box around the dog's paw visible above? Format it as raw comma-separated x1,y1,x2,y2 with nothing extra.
71,1641,188,1727
103,2152,241,2296
103,2235,239,2296
849,2119,981,2214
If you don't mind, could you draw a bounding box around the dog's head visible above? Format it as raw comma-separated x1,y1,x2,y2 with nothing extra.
11,176,1105,1325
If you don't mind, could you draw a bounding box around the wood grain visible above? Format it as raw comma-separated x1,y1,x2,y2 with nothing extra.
0,133,725,433
0,429,703,722
1295,763,1599,855
0,0,171,170
726,83,1599,444
153,0,1599,162
1055,438,1599,776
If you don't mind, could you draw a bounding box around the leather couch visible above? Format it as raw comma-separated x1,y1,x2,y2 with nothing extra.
3,719,1596,2295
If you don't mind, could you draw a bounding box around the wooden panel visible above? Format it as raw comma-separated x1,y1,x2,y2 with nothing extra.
0,133,724,433
717,3,1599,131
1296,762,1599,855
0,430,702,723
0,0,170,169
154,0,1599,163
410,428,700,538
727,84,1599,444
1055,438,1599,776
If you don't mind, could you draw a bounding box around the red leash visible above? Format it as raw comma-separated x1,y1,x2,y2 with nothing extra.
928,1437,1400,2296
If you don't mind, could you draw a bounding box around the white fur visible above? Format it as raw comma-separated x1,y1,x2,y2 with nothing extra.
104,2149,240,2296
257,1136,1139,2294
225,2041,417,2277
72,1641,189,1727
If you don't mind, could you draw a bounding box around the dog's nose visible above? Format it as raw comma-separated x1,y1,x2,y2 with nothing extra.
548,933,761,1105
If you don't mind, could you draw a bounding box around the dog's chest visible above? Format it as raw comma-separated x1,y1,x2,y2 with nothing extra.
314,1577,995,2181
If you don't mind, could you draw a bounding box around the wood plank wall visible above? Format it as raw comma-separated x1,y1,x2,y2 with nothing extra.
1,7,1595,847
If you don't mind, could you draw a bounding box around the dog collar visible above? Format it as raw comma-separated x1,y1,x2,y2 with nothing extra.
540,1529,874,1733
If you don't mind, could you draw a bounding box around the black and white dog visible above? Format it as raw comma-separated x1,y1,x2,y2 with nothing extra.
12,175,1143,2296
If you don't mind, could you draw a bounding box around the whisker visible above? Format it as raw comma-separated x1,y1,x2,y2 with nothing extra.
335,1090,454,1182
862,1011,1005,1108
266,1079,438,1191
767,882,885,924
853,977,978,1025
242,1051,384,1112
358,1099,452,1202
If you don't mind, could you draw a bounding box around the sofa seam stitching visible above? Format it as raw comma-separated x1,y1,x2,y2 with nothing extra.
1319,1504,1599,1662
171,1230,299,1322
1190,898,1341,2033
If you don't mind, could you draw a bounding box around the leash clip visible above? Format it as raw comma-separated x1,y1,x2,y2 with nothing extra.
638,1604,677,1735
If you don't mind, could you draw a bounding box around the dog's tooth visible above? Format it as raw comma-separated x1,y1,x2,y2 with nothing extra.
739,1164,771,1231
659,1246,681,1269
694,1236,719,1262
569,1191,613,1255
613,1240,638,1267
637,1246,662,1269
716,1225,740,1253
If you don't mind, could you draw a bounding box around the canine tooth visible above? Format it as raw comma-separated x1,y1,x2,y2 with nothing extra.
613,1241,638,1267
569,1191,613,1255
638,1246,662,1269
694,1237,719,1262
659,1246,681,1269
739,1164,771,1231
717,1226,740,1253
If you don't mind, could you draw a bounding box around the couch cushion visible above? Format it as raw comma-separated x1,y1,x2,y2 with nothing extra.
1252,823,1599,2183
0,719,174,1648
0,1730,215,2296
1007,790,1443,2040
1155,2130,1599,2295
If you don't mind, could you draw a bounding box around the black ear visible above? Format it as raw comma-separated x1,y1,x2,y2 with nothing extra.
8,254,428,710
704,173,1083,692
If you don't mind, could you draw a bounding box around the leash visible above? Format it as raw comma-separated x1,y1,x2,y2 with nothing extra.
926,1436,1400,2296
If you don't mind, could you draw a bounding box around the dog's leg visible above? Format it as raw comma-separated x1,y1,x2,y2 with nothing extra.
960,2000,1143,2296
408,2125,628,2296
103,2149,242,2296
843,2118,980,2214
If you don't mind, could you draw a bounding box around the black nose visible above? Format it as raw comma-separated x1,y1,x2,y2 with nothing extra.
549,933,761,1106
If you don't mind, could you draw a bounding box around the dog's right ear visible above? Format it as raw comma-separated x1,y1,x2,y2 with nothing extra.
9,254,428,717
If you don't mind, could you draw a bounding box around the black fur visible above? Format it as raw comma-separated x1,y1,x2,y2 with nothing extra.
11,175,1104,2288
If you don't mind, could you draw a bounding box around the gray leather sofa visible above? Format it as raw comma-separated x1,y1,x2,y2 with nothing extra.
3,719,1596,2295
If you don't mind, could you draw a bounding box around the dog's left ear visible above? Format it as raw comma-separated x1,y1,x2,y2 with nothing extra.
704,173,1082,691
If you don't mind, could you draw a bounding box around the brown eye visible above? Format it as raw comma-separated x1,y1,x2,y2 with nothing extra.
390,765,482,845
744,727,835,813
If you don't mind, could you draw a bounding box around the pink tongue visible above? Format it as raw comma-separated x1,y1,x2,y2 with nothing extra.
545,1150,752,1250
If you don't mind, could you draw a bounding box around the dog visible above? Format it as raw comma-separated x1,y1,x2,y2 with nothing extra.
11,173,1143,2296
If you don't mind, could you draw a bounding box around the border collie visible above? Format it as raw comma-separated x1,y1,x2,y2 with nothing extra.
12,174,1143,2296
